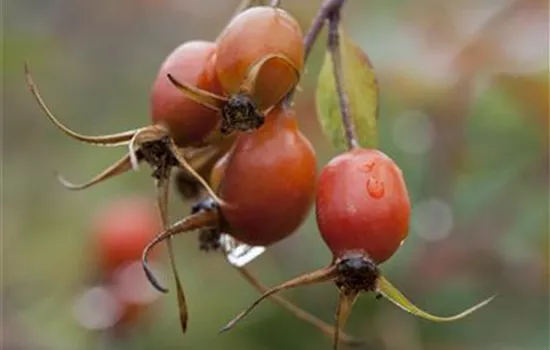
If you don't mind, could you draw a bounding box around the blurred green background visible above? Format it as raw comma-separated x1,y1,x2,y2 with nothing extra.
3,0,549,349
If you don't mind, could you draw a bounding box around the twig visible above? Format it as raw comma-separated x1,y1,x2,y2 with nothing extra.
283,0,347,106
327,10,358,150
282,0,357,150
306,0,347,58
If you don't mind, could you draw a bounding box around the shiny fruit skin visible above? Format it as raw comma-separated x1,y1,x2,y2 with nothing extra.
216,6,304,110
315,148,410,264
93,197,162,273
218,105,316,246
151,41,223,147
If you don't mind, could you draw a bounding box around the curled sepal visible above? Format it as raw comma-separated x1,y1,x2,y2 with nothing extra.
168,139,228,207
56,152,136,190
24,62,138,146
233,266,363,346
220,265,339,333
242,53,301,109
173,135,236,200
141,209,219,294
167,73,227,112
315,29,379,151
376,276,496,322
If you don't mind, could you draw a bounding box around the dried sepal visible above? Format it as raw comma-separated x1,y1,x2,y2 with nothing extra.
183,145,225,172
141,209,219,293
173,140,233,200
220,265,339,333
234,265,363,346
168,139,227,207
24,62,138,146
167,73,227,112
241,53,301,104
56,152,136,190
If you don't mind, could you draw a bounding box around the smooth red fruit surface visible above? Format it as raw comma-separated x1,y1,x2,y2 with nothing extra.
218,105,316,246
316,149,410,264
93,197,162,273
216,6,304,110
151,41,223,146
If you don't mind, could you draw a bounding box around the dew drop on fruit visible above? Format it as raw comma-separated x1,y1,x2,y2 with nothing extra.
363,161,375,173
366,177,385,199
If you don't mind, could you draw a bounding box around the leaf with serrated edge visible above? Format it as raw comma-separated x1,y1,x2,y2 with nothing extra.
377,275,496,322
315,29,379,151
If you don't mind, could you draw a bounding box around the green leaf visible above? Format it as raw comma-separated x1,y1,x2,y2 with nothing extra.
315,30,379,151
376,275,496,322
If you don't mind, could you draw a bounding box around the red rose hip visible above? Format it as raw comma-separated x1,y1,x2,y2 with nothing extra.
217,104,317,246
316,148,410,263
151,41,223,147
93,197,162,274
216,6,304,110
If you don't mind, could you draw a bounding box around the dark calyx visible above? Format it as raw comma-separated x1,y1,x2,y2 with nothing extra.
335,252,380,292
221,93,264,134
140,136,179,179
192,197,222,252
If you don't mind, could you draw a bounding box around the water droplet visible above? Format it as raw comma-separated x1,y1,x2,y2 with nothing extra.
363,161,375,172
366,177,385,199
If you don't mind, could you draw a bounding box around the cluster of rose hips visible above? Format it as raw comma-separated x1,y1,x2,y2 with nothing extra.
26,2,494,349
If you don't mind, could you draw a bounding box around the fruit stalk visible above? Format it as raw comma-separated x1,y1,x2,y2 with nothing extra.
327,9,358,150
304,0,347,60
282,0,358,150
283,0,348,105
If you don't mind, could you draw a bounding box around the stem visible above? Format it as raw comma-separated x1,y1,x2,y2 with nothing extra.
281,0,357,149
282,0,347,106
305,0,347,59
333,290,358,350
327,10,358,150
